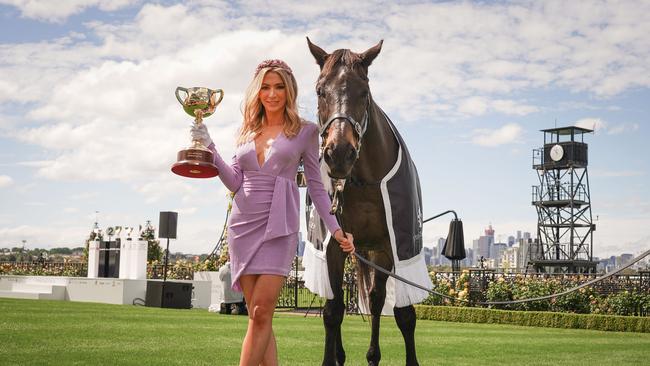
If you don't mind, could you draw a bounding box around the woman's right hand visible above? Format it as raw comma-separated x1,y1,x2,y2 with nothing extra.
190,123,213,147
334,229,355,254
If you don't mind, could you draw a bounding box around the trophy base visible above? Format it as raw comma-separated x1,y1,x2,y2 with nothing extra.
171,148,219,178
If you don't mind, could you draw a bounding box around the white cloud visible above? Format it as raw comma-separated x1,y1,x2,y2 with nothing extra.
2,0,650,255
471,123,523,147
574,118,639,135
491,100,539,116
0,0,136,23
575,118,607,132
0,223,88,248
0,175,13,187
458,97,489,116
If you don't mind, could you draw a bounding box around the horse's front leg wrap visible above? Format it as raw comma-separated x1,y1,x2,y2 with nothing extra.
394,305,419,366
323,299,346,366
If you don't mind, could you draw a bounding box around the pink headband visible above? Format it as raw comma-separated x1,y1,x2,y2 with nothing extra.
255,59,293,76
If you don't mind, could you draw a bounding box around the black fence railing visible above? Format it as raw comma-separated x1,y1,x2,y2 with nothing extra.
456,269,650,296
147,264,194,280
3,261,648,314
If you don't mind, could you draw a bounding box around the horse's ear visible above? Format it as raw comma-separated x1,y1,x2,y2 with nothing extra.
360,40,383,68
307,37,328,69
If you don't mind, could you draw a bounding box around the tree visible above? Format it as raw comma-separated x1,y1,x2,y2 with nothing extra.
83,230,102,262
140,221,162,262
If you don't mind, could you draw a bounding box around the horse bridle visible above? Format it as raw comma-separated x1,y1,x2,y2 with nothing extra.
318,95,370,159
317,95,371,214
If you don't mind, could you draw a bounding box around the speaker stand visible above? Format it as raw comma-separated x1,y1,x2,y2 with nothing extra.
162,237,170,305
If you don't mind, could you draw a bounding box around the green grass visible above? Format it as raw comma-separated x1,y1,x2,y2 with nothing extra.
1,298,649,365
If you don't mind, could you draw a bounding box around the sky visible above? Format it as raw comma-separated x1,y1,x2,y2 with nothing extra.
0,0,648,259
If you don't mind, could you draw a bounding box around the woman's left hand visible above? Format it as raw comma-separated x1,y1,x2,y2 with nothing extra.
334,229,355,254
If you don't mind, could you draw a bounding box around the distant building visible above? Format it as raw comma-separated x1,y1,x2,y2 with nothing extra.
618,253,634,268
463,248,474,267
597,257,616,273
517,239,531,271
492,242,507,266
473,225,495,261
423,246,433,266
501,246,519,272
441,238,451,266
297,232,305,257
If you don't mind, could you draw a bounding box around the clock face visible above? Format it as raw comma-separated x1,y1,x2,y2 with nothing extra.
550,144,564,162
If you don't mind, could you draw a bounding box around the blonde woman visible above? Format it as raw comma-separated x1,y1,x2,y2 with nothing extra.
191,59,354,366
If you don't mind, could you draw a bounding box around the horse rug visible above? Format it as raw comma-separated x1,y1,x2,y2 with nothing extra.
303,110,432,314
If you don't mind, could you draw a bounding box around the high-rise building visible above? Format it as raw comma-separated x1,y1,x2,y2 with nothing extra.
618,253,634,268
423,246,433,266
485,224,495,237
475,235,492,260
501,246,520,272
437,237,450,266
297,232,305,257
492,242,507,266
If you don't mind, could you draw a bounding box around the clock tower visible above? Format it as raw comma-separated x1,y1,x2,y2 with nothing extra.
530,126,597,273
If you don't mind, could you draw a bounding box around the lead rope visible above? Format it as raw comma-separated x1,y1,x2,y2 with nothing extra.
335,208,650,306
353,247,650,306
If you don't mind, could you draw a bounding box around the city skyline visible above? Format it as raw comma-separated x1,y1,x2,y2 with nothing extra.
1,1,649,258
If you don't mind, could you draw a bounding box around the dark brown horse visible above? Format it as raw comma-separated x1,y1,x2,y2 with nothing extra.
307,38,428,366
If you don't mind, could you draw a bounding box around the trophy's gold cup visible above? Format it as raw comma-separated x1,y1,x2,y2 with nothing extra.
172,87,224,178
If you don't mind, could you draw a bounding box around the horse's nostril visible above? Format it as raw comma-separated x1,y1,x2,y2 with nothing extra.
324,147,334,161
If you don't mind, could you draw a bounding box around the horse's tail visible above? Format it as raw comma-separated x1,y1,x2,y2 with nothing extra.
355,253,372,314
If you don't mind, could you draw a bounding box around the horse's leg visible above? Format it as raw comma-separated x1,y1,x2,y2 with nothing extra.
394,305,419,366
322,238,346,366
366,250,392,366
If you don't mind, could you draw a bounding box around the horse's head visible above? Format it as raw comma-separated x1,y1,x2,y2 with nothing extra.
307,38,383,179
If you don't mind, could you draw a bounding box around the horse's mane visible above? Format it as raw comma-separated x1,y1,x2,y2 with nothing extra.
321,49,364,77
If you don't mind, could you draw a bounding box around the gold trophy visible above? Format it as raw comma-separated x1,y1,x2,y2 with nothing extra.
172,87,224,178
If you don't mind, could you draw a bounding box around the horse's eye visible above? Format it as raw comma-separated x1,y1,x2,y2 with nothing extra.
316,87,323,97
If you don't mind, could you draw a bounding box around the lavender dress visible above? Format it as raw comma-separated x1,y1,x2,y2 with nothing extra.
209,122,340,291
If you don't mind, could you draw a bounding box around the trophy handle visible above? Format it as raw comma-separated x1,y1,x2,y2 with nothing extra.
211,89,224,107
175,87,188,105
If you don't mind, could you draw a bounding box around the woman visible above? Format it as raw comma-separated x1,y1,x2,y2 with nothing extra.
191,59,354,366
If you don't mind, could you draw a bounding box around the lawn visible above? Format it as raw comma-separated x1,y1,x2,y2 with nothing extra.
1,298,649,365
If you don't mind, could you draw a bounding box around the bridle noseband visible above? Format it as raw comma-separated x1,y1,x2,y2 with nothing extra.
317,95,371,215
318,95,370,160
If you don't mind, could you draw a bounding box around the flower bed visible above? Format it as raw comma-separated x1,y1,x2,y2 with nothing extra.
422,270,650,316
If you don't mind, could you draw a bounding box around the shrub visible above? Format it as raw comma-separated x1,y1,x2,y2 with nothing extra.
414,305,650,333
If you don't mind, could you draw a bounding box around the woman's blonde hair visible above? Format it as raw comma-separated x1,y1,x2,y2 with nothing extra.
236,66,301,145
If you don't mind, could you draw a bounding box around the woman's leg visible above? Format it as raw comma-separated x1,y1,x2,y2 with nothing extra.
260,330,278,366
238,274,285,366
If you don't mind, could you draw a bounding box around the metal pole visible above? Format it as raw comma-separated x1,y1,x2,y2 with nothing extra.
294,245,299,309
161,237,170,307
163,237,170,282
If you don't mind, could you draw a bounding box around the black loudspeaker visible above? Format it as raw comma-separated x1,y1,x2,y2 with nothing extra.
159,211,178,239
145,281,193,309
97,240,120,278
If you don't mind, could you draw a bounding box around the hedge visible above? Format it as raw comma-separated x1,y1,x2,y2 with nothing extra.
414,305,650,333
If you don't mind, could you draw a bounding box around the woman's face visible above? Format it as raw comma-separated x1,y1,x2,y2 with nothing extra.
259,71,287,115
